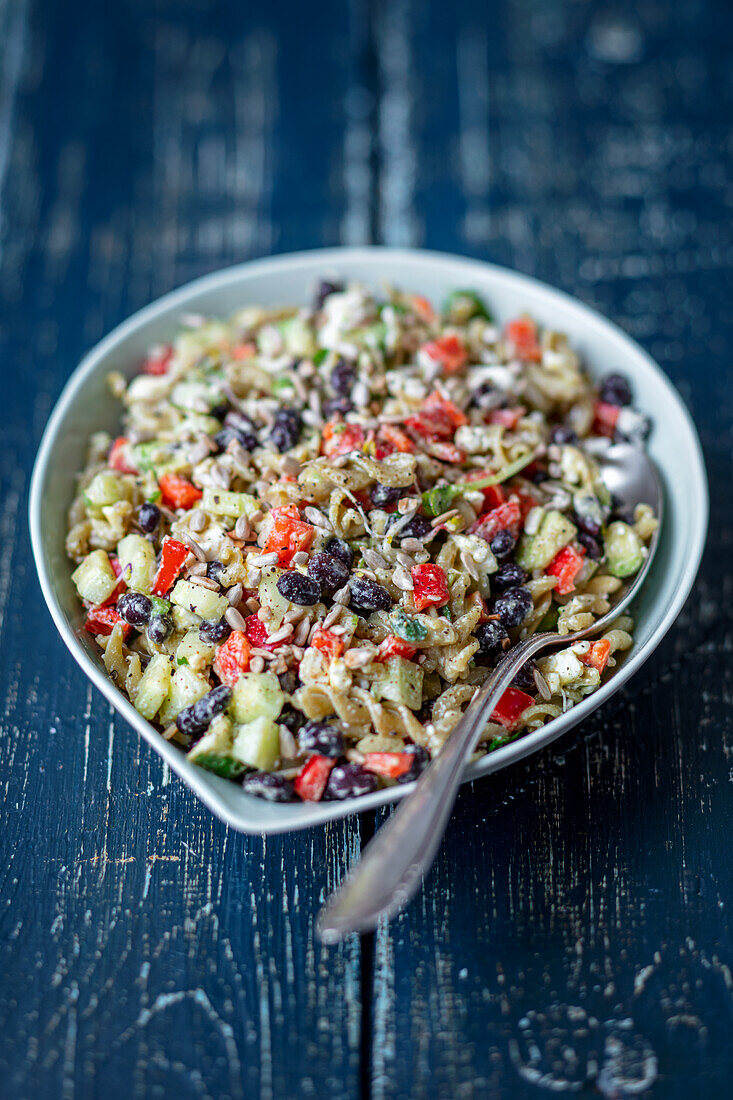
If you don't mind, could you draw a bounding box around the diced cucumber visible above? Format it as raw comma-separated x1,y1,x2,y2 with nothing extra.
83,471,132,510
230,671,284,724
604,521,645,578
349,321,387,351
169,579,229,622
371,657,424,710
175,630,215,672
117,534,157,594
515,509,578,572
231,716,281,771
202,487,259,519
72,550,119,605
172,605,203,633
132,440,172,473
158,664,211,726
170,380,222,412
276,316,317,357
258,566,292,628
188,715,244,778
134,653,173,720
442,288,492,323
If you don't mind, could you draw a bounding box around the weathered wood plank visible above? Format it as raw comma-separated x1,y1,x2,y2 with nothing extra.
368,0,733,1096
0,2,368,1097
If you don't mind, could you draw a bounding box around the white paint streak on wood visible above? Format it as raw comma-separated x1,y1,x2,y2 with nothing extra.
341,84,373,246
375,0,419,246
0,0,29,257
456,26,492,245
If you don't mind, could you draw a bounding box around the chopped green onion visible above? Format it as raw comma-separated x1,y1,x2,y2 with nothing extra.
151,596,171,616
421,452,536,517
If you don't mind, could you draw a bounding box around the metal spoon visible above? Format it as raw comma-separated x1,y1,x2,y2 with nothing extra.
318,443,663,942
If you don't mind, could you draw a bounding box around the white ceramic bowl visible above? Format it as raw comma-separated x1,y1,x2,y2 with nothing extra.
29,248,708,834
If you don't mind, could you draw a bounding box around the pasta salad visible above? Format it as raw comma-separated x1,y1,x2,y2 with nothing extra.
66,280,657,804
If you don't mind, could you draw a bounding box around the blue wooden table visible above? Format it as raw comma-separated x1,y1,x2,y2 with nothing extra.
2,1,732,1096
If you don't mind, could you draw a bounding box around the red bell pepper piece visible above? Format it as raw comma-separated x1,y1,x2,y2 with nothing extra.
311,626,345,661
421,334,468,375
143,344,173,375
464,472,505,511
244,614,280,652
515,490,541,522
409,294,436,323
159,472,203,510
411,564,450,612
376,424,415,455
294,755,335,801
545,544,585,595
505,317,542,361
213,631,251,687
592,400,620,438
488,406,526,430
152,537,189,596
491,687,534,729
108,436,137,475
362,752,415,779
405,390,468,440
84,605,131,638
263,505,316,567
101,554,127,606
470,499,522,542
579,639,611,674
377,635,418,662
321,421,366,458
428,441,466,464
230,341,256,360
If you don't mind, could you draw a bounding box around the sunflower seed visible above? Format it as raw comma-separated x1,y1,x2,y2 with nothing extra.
279,726,298,758
177,531,206,561
225,607,248,631
234,515,251,540
250,551,279,567
293,619,311,646
249,655,265,674
363,548,387,570
397,497,419,515
344,648,373,669
257,607,272,623
291,551,310,567
245,597,260,613
430,508,460,527
400,537,424,554
393,565,414,591
304,506,333,531
396,551,415,570
266,623,294,646
189,509,207,532
323,604,343,629
187,574,219,590
227,583,244,606
460,550,480,581
333,585,351,605
534,668,552,701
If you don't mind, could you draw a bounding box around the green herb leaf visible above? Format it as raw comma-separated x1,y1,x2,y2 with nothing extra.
421,452,536,517
391,608,428,643
151,596,171,615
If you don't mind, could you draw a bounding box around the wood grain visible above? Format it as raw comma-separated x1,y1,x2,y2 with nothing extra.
1,0,731,1097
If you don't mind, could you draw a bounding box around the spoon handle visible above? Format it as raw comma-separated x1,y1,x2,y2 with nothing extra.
317,633,550,942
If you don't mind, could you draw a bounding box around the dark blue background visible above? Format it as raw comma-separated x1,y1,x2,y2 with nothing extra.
2,1,732,1096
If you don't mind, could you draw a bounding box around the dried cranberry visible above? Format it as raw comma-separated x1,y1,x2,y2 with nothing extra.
137,502,161,533
578,532,602,560
206,560,227,584
298,720,345,758
147,614,173,645
398,744,429,782
199,617,232,644
492,562,529,591
215,423,257,452
325,537,353,569
599,373,632,407
550,425,578,446
324,763,379,800
314,279,343,310
177,685,232,738
270,408,302,452
371,482,402,508
276,571,321,606
493,586,533,628
307,552,350,592
330,359,356,396
117,591,152,627
490,528,516,560
476,619,509,657
241,772,296,802
349,576,392,615
512,659,539,694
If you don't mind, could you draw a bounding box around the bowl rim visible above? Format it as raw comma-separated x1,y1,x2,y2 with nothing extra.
29,246,709,834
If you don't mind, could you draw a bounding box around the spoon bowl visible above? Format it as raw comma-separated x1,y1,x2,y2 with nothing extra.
318,443,664,942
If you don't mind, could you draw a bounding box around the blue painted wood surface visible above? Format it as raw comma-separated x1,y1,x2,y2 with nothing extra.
1,0,731,1096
